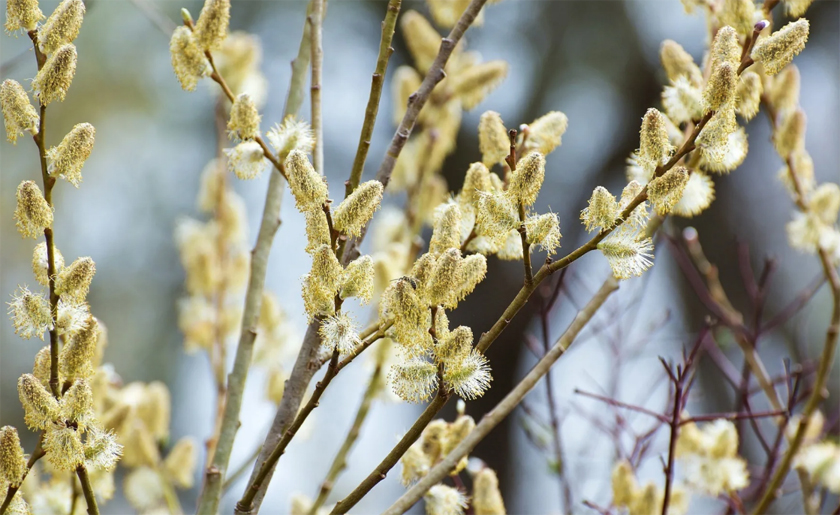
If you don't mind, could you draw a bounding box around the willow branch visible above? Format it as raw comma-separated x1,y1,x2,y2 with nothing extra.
192,6,315,510
75,466,100,515
381,278,619,515
341,0,489,264
310,0,324,175
751,105,840,515
309,363,384,514
345,0,402,197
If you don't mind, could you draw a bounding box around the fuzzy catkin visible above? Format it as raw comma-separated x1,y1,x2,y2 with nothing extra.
660,40,703,86
5,0,43,32
14,181,52,239
429,203,462,255
285,150,328,212
478,111,509,167
0,427,26,488
170,26,209,91
193,0,230,51
1,79,39,143
228,93,260,140
32,43,77,105
524,111,568,156
47,122,95,187
333,180,384,237
752,19,810,76
38,0,85,55
508,151,546,207
400,10,441,73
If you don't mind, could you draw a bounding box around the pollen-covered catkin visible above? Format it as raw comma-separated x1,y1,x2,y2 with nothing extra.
428,249,462,308
523,111,569,156
32,43,77,105
83,427,123,472
18,373,60,430
454,254,487,302
304,209,330,253
673,171,715,217
460,162,492,206
425,485,468,515
164,437,197,488
581,186,618,233
1,79,39,143
508,151,546,206
193,0,230,51
710,26,741,71
0,426,26,488
597,230,655,280
638,108,674,171
38,0,85,55
525,212,561,254
340,255,374,303
333,180,384,237
225,140,266,180
752,19,810,76
267,115,315,160
5,0,43,32
400,10,442,73
60,379,94,430
44,422,86,471
660,40,703,86
774,108,806,157
319,311,360,356
228,93,260,140
767,65,800,113
59,316,99,381
478,111,509,167
285,149,328,212
170,26,209,91
703,61,736,113
47,122,95,187
56,256,95,302
14,180,52,239
648,166,690,215
451,61,509,111
429,203,462,255
8,287,51,341
719,0,755,35
389,358,438,403
473,469,506,515
735,71,762,120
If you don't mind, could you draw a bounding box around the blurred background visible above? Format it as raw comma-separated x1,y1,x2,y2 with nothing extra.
1,0,838,513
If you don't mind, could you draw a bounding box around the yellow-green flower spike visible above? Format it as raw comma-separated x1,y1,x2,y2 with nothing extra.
508,151,546,207
18,373,60,430
5,0,43,32
660,40,703,86
0,426,26,488
752,19,810,76
523,111,568,156
581,186,618,233
56,256,95,302
648,166,690,215
170,26,210,91
429,202,462,255
285,149,328,212
1,79,39,143
478,111,509,167
32,43,77,105
193,0,230,51
38,0,85,55
228,93,260,140
13,180,52,239
46,122,95,187
333,180,384,237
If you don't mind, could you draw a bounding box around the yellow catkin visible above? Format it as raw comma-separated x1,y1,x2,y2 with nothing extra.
710,26,741,71
523,111,569,156
0,427,26,488
648,166,690,215
473,469,506,515
38,0,85,55
459,162,492,206
719,0,755,35
392,65,422,125
60,379,94,430
32,346,51,387
409,252,437,302
597,230,655,280
18,373,60,430
581,186,618,233
1,79,39,143
455,254,487,302
267,115,315,160
170,26,209,91
429,203,462,255
44,422,85,471
735,71,762,121
225,140,266,180
425,485,468,515
228,93,260,140
5,0,44,32
381,278,431,354
752,19,810,76
452,61,509,111
9,287,51,339
47,122,95,187
319,311,360,356
83,426,123,472
478,111,509,167
810,183,840,225
774,108,806,157
285,150,328,212
13,180,52,239
435,325,473,364
400,10,441,73
428,248,462,308
58,316,98,381
662,76,703,124
673,171,715,217
638,108,675,171
138,381,171,441
304,209,330,254
660,40,703,86
164,437,197,488
389,357,438,402
193,0,230,51
525,212,561,254
785,0,814,17
611,460,638,507
340,255,374,304
768,64,800,113
703,61,736,114
32,43,77,105
333,180,384,237
476,192,518,246
508,151,546,206
56,256,95,302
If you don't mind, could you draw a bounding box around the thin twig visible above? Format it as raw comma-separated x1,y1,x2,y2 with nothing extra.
380,278,620,515
310,0,324,176
75,466,100,515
